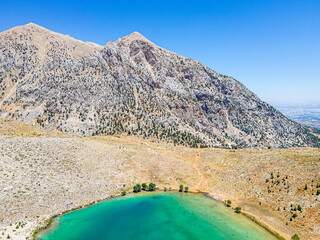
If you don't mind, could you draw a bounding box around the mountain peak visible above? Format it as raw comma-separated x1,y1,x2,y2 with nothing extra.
116,31,152,45
25,22,40,27
19,22,48,31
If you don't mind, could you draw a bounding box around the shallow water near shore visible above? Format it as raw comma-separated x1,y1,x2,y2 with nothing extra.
38,192,275,240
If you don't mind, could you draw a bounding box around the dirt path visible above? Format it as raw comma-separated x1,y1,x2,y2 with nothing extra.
193,149,207,191
191,149,290,240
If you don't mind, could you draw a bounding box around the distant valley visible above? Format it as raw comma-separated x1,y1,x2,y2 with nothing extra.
276,104,320,129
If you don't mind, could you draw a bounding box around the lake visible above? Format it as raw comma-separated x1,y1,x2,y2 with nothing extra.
38,192,275,240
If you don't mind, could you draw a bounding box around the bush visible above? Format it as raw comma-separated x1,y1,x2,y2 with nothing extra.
142,183,147,190
291,234,300,240
133,184,141,193
235,207,241,213
179,185,184,192
185,186,189,192
148,183,156,191
297,205,302,212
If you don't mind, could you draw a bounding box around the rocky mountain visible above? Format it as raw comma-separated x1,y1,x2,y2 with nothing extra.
0,23,319,148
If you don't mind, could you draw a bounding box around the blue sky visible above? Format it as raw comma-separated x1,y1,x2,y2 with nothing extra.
1,0,319,105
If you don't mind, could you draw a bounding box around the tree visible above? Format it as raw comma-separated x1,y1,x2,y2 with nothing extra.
142,183,147,190
148,183,156,191
121,191,126,196
226,200,232,207
292,213,297,218
304,184,308,190
291,234,300,240
297,205,302,212
133,184,141,193
235,207,241,213
185,186,189,192
164,187,167,192
179,185,184,192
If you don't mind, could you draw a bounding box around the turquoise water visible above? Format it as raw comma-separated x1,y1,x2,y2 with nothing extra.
38,193,274,240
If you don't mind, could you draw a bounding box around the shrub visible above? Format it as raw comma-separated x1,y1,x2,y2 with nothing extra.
133,184,141,193
142,183,147,190
297,205,302,212
291,234,300,240
148,183,156,191
235,207,241,213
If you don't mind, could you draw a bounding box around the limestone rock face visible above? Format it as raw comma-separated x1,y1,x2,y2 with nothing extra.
0,23,319,148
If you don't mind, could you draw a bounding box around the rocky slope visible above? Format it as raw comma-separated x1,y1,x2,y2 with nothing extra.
0,23,319,148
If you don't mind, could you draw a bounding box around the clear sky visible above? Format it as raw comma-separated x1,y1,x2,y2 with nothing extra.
1,0,319,105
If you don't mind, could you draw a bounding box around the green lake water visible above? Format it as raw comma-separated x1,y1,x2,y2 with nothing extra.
38,192,275,240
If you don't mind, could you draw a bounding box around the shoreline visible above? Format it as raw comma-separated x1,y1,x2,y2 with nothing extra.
32,192,128,240
203,193,287,240
33,190,287,240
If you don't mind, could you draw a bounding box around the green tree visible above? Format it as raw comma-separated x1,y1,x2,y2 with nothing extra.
226,200,232,207
297,205,302,212
304,184,308,190
133,184,141,193
148,182,156,191
185,186,189,192
179,185,184,192
142,183,147,190
121,191,126,196
235,207,241,213
291,234,300,240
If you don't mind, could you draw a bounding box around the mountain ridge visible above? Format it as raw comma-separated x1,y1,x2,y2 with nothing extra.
0,23,319,148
